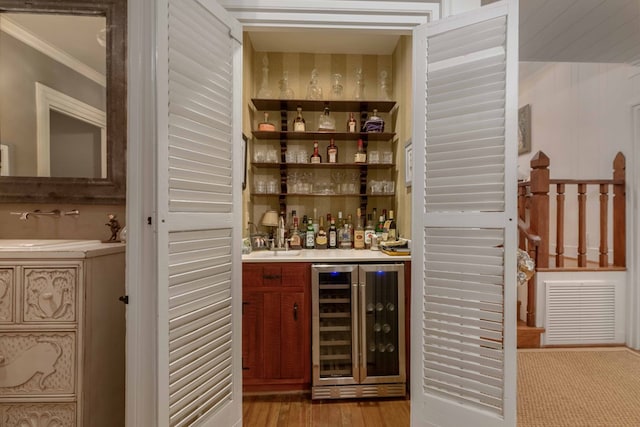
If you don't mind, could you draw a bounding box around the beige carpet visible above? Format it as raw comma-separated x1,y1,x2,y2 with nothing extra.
518,348,640,426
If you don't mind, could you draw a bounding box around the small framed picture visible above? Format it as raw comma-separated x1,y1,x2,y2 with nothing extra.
404,139,413,187
518,104,531,155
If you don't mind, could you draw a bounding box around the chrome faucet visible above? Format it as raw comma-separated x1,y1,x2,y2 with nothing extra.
10,209,79,220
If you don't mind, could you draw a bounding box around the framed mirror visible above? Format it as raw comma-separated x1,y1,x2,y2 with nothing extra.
0,0,126,204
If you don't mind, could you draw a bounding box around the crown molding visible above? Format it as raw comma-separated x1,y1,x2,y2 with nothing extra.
0,15,106,87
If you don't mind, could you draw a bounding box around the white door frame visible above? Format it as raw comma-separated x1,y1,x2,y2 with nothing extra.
628,101,640,350
126,1,448,425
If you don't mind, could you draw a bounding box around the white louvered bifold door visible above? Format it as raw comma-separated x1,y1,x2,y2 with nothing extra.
156,0,242,426
410,2,518,426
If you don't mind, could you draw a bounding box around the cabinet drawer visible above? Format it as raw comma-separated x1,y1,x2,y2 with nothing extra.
22,268,77,324
0,332,76,396
243,263,309,289
0,268,14,324
0,402,76,426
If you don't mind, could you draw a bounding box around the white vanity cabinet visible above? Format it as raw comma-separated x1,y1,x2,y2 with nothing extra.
0,243,125,427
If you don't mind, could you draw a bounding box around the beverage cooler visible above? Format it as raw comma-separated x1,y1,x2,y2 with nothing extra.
311,264,406,399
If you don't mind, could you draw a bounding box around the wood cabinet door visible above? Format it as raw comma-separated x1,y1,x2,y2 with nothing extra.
279,292,308,381
242,292,264,380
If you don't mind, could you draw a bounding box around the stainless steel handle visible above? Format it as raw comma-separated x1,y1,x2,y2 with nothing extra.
293,302,298,320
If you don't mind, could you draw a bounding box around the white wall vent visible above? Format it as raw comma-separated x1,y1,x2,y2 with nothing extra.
543,280,621,346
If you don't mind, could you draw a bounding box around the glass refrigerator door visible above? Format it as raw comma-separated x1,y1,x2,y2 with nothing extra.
312,265,359,386
359,264,405,384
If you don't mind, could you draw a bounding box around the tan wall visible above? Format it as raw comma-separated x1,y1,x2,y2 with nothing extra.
0,203,125,241
393,35,412,241
243,46,409,235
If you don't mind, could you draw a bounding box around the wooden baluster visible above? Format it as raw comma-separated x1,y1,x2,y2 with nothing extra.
556,183,565,267
529,151,549,268
613,152,626,267
599,184,609,267
577,183,587,267
518,185,527,250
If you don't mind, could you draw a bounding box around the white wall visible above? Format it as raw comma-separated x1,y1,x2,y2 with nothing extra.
518,62,638,179
518,62,640,260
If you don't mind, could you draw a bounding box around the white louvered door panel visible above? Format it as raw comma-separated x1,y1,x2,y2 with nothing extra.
411,2,518,426
156,0,242,426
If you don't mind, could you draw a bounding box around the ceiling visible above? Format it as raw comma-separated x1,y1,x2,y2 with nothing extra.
2,13,105,74
249,0,640,64
2,0,638,75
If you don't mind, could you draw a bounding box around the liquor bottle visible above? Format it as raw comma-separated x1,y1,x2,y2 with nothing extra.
318,106,336,131
293,105,306,132
381,210,391,242
326,138,338,163
376,215,385,240
306,216,316,249
340,215,353,249
362,108,385,133
301,215,308,248
336,211,344,247
364,214,375,249
310,140,322,164
347,112,358,133
354,138,367,163
328,217,338,249
289,212,302,250
353,208,365,249
313,208,319,235
315,216,328,249
387,209,397,241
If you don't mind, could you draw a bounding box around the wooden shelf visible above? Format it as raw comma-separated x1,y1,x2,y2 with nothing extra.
252,98,396,113
252,131,396,141
251,193,395,197
251,162,395,169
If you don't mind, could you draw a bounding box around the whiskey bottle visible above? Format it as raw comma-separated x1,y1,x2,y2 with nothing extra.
326,138,338,163
340,214,353,249
293,105,306,132
336,211,344,248
289,212,302,250
353,208,365,250
310,141,322,164
354,138,367,163
318,106,336,131
328,217,338,249
315,216,328,249
347,112,358,133
364,214,375,249
306,216,316,249
387,210,397,241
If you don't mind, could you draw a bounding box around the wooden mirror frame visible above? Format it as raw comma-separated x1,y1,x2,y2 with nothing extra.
0,0,126,204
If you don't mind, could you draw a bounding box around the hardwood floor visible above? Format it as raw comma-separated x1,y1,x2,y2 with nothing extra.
243,394,410,427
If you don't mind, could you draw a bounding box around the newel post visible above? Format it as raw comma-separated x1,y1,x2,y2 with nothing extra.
613,152,626,267
529,151,550,268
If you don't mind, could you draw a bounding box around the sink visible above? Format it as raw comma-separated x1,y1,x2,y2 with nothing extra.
0,239,102,250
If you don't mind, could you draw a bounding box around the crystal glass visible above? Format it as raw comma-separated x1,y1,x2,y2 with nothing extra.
306,68,323,100
256,54,273,98
379,70,392,101
279,71,295,99
331,73,343,99
353,68,365,100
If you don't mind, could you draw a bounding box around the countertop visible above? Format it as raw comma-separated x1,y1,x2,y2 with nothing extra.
242,248,411,263
0,239,126,259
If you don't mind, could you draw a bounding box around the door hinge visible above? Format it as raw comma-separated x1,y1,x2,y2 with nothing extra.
119,295,129,305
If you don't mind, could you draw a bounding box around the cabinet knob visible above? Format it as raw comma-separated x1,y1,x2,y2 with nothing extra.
293,302,298,321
